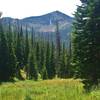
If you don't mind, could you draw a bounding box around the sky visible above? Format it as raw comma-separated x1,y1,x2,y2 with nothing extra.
0,0,81,19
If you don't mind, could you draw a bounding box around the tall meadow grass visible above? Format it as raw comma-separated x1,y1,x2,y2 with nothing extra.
0,79,100,100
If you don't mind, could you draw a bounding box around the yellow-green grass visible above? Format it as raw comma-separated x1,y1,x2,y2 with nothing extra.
0,79,100,100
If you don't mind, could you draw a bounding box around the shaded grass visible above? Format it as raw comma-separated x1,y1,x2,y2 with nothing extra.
0,79,100,100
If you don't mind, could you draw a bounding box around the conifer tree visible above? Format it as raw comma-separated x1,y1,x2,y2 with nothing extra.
16,26,25,79
55,21,61,77
72,0,88,76
66,34,72,77
24,27,29,65
31,27,35,47
7,23,17,80
49,41,56,79
45,41,51,79
26,29,38,80
73,0,100,90
28,50,38,80
60,43,67,78
40,44,48,79
35,42,41,74
0,17,11,81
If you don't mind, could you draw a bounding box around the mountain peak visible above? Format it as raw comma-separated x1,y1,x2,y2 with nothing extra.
2,11,73,32
1,11,73,43
50,11,71,17
51,10,62,14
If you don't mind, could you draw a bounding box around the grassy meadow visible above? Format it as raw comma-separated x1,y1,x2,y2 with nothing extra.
0,79,100,100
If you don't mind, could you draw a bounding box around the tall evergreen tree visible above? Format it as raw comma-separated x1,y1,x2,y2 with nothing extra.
0,17,11,81
65,34,73,78
60,43,68,78
26,29,38,80
40,44,48,79
49,41,56,79
45,41,50,78
55,21,61,77
36,42,41,73
28,50,38,80
31,27,36,47
7,23,17,80
16,26,25,79
24,27,29,65
73,0,100,90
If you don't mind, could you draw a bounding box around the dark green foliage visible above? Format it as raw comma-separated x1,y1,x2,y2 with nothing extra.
15,26,25,80
28,51,38,80
55,22,61,77
24,27,29,65
7,23,17,80
72,1,88,77
0,20,11,81
59,43,68,78
24,27,30,79
49,42,56,78
31,28,35,47
72,0,100,91
45,41,51,78
26,29,38,80
66,35,72,77
46,41,56,79
0,13,71,81
16,26,25,68
40,46,48,79
35,42,41,73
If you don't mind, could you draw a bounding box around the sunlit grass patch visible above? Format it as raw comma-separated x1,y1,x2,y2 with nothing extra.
0,79,100,100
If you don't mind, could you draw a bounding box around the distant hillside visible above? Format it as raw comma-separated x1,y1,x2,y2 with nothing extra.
1,11,73,44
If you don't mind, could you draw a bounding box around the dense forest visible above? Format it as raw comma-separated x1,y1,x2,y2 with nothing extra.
0,0,100,92
0,16,71,81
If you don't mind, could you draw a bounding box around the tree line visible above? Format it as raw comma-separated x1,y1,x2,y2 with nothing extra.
0,16,71,82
